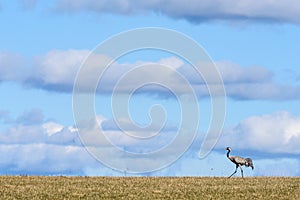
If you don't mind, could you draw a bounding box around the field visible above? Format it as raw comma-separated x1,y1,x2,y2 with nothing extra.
0,176,299,199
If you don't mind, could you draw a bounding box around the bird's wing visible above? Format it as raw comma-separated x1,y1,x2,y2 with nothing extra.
232,156,247,165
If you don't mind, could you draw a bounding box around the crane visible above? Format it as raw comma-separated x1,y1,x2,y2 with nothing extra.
225,147,254,178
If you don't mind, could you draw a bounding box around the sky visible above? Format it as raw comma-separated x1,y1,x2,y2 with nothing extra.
0,0,300,176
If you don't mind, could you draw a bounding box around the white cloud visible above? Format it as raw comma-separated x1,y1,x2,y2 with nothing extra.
158,57,184,69
0,109,185,174
30,50,300,101
219,111,300,154
1,108,300,175
0,143,98,175
225,82,300,100
0,120,78,146
1,50,300,100
42,121,64,136
76,115,180,154
216,61,273,84
0,110,99,175
54,0,300,24
28,49,90,91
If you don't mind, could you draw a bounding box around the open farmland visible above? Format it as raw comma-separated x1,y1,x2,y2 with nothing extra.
0,176,299,199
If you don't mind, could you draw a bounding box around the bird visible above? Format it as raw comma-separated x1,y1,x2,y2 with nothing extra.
225,147,254,178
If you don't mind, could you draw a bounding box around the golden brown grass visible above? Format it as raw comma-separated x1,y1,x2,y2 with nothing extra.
0,176,299,199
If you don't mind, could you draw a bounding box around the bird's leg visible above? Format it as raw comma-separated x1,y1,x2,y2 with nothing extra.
228,165,238,178
239,165,244,178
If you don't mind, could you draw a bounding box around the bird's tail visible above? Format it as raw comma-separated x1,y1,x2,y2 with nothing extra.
245,158,254,170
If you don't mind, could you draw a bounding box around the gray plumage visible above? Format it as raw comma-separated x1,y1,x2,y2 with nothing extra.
225,147,254,178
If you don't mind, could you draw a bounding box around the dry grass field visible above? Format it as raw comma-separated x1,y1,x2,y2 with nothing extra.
0,176,299,199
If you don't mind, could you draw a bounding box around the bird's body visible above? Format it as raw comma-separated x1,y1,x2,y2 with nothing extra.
226,147,254,178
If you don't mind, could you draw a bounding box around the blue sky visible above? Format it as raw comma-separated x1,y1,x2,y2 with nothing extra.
1,0,300,176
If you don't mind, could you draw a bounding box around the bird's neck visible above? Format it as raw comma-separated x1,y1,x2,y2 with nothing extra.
226,150,230,158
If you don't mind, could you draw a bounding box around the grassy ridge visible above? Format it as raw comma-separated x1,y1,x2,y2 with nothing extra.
0,176,299,199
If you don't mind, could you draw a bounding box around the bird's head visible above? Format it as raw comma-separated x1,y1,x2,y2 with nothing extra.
225,147,231,151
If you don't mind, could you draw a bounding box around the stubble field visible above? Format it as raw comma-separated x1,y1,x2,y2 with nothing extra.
0,176,299,199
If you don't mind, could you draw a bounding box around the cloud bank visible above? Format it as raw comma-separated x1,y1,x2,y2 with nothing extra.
1,50,300,101
53,0,300,24
0,108,190,175
0,109,98,175
1,109,300,176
